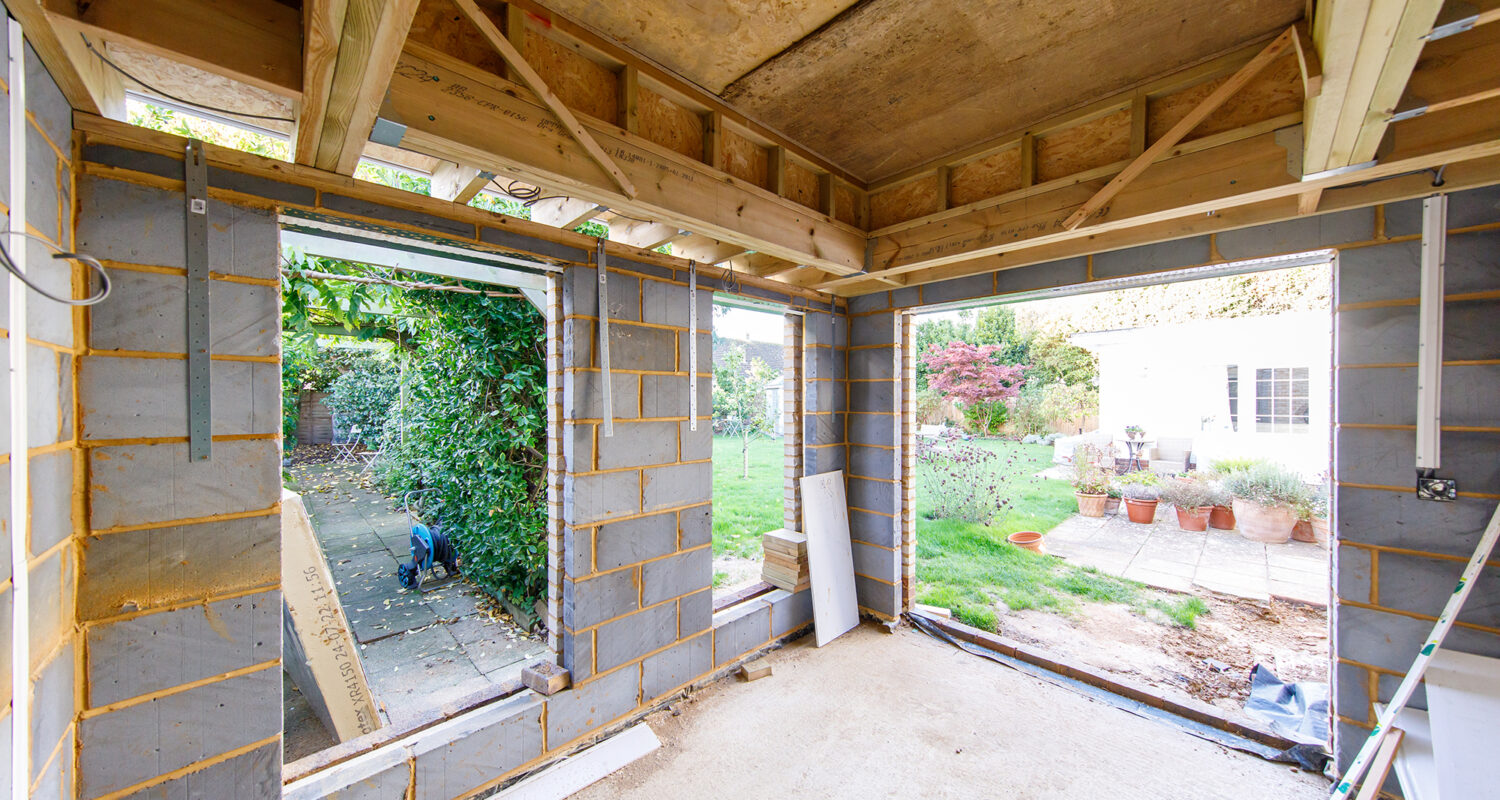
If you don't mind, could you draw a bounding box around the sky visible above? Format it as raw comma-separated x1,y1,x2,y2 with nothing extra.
715,304,783,343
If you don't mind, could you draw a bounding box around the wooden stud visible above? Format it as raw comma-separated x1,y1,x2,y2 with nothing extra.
504,3,528,82
295,0,349,166
934,165,950,211
1061,27,1295,230
617,65,639,133
818,172,835,216
769,146,788,197
1019,133,1036,188
451,0,638,199
314,0,421,174
1129,93,1148,156
703,110,725,171
1298,188,1323,215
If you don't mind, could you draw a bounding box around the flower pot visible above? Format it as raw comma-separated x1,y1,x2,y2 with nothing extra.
1310,517,1331,545
1209,505,1236,530
1075,492,1108,518
1291,519,1316,543
1232,498,1297,543
1007,531,1046,554
1124,498,1158,524
1104,497,1121,514
1174,505,1213,532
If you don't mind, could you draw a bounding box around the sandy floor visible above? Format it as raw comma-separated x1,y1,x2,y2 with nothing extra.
575,623,1328,800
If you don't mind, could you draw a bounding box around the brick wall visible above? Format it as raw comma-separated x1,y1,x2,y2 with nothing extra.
0,33,83,800
73,176,282,798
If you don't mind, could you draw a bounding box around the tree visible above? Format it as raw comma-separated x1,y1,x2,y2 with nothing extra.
713,345,778,478
1027,333,1097,387
970,306,1030,365
922,342,1026,436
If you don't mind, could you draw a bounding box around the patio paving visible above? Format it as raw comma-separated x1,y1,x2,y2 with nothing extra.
289,461,549,729
1042,505,1329,605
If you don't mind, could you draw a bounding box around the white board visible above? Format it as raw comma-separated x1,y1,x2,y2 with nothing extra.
800,470,859,647
1425,649,1500,800
1372,704,1436,800
494,723,659,800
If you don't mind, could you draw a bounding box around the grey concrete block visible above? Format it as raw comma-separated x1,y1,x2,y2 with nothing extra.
81,358,278,440
30,725,68,800
601,323,676,373
805,412,845,446
25,42,71,150
856,574,899,617
920,273,993,306
23,345,61,447
565,568,639,629
1092,236,1213,279
849,315,895,347
847,445,896,481
1338,364,1500,429
562,318,594,370
803,312,835,347
481,225,589,265
595,513,678,571
595,600,677,671
30,641,73,784
29,450,72,556
562,265,597,319
641,278,694,328
1336,241,1419,305
89,439,281,530
564,525,593,577
28,549,65,660
847,477,896,513
76,178,279,278
1383,185,1500,237
641,632,710,701
848,380,895,413
0,238,75,346
996,257,1089,296
804,443,846,475
850,508,898,548
78,667,279,798
1376,551,1500,630
116,740,280,800
678,588,712,637
563,628,593,683
545,661,640,747
1336,488,1496,558
847,292,890,314
641,373,706,419
88,272,279,356
411,693,543,800
847,413,896,447
678,505,711,549
890,285,921,308
851,541,897,582
1337,602,1500,676
601,273,641,323
770,588,813,638
1334,544,1371,606
642,547,711,605
805,378,844,414
88,590,278,707
677,330,711,373
805,347,839,382
564,423,594,473
1337,301,1500,365
1338,427,1499,493
678,420,710,461
26,125,60,245
712,600,770,666
1217,208,1375,261
1334,662,1370,728
563,470,641,526
78,514,279,620
848,346,896,381
596,420,678,470
642,461,710,511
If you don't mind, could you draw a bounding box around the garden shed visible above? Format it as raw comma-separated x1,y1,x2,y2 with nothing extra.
0,0,1497,798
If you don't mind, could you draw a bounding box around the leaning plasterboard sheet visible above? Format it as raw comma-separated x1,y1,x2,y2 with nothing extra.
801,470,859,647
282,489,382,741
1425,649,1500,800
1372,703,1435,800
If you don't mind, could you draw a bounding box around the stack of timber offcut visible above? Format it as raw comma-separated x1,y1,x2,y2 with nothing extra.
762,529,810,592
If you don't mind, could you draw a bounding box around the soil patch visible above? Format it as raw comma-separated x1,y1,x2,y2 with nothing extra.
999,591,1327,728
713,554,763,596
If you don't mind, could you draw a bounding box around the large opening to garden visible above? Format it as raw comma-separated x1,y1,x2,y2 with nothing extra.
911,253,1336,741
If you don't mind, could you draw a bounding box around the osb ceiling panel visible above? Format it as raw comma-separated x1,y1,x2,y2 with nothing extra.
534,0,864,93
721,0,1304,182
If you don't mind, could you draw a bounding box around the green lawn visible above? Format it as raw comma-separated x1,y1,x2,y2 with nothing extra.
712,434,784,559
915,440,1207,632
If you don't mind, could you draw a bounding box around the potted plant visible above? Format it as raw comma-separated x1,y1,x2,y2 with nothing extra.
1104,483,1123,515
1207,480,1236,530
1071,444,1111,517
1222,463,1312,543
1116,471,1161,524
1159,477,1216,532
1124,424,1145,441
1294,488,1331,544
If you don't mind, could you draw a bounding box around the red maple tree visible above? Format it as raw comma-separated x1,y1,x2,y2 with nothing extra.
922,342,1026,434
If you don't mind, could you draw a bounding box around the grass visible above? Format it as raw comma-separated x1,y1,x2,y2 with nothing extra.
915,440,1209,632
711,434,784,559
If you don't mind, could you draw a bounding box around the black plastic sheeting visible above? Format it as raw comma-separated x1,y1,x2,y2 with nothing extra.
1244,664,1331,771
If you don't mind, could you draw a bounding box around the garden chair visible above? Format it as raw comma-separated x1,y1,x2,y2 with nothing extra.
331,418,363,465
1148,437,1194,475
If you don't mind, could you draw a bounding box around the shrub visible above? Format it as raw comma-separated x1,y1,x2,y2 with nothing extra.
917,442,1017,525
1021,434,1041,445
1222,462,1312,509
1159,478,1216,509
325,361,400,445
1208,456,1267,474
1070,444,1112,494
1120,482,1160,501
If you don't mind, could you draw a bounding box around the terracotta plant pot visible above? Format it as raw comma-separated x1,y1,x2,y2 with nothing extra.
1104,497,1121,514
1310,517,1331,545
1174,505,1213,532
1075,492,1108,517
1007,531,1046,554
1291,519,1316,543
1124,498,1158,524
1209,505,1236,530
1232,498,1297,543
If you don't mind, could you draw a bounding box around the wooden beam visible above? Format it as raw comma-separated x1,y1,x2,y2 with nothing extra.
1345,0,1446,166
312,0,419,174
295,0,348,167
1129,93,1148,156
1298,187,1323,215
617,65,639,133
429,161,492,203
387,47,866,274
450,0,636,199
1019,133,1036,188
609,218,680,250
42,0,302,97
530,196,606,230
703,110,725,171
769,146,787,196
1291,19,1323,98
4,0,120,117
1061,27,1295,230
934,165,950,211
671,235,750,265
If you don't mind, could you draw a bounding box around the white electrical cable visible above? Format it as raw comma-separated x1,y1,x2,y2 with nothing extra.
8,19,30,800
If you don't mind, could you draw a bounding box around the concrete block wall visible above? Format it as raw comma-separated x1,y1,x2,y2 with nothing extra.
1329,185,1500,791
802,309,846,478
845,311,902,619
73,176,282,798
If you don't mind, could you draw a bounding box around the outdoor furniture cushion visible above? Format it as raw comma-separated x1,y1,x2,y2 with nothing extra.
1148,436,1193,474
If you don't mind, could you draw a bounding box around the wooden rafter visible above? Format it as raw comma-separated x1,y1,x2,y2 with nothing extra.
305,0,418,173
5,0,122,117
609,219,681,251
1061,27,1295,230
1291,20,1323,98
449,0,637,199
295,0,347,166
429,161,492,204
530,196,606,230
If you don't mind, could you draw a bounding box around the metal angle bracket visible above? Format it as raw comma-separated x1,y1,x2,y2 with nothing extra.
185,140,212,461
688,260,698,431
597,238,613,437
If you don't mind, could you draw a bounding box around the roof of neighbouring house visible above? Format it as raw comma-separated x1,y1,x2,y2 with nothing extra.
714,337,784,379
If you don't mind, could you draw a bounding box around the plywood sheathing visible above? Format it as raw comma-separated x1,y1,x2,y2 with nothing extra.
104,40,295,132
722,0,1303,182
784,159,821,210
1036,108,1132,184
723,129,769,189
869,174,939,230
1147,53,1303,144
639,86,705,161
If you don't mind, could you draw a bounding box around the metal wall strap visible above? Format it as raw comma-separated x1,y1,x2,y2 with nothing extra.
185,139,212,461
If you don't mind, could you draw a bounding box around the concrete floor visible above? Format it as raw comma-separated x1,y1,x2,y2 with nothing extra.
575,624,1327,800
1045,507,1328,605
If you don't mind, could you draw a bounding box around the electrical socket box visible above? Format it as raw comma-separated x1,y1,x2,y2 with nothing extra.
1417,476,1458,502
